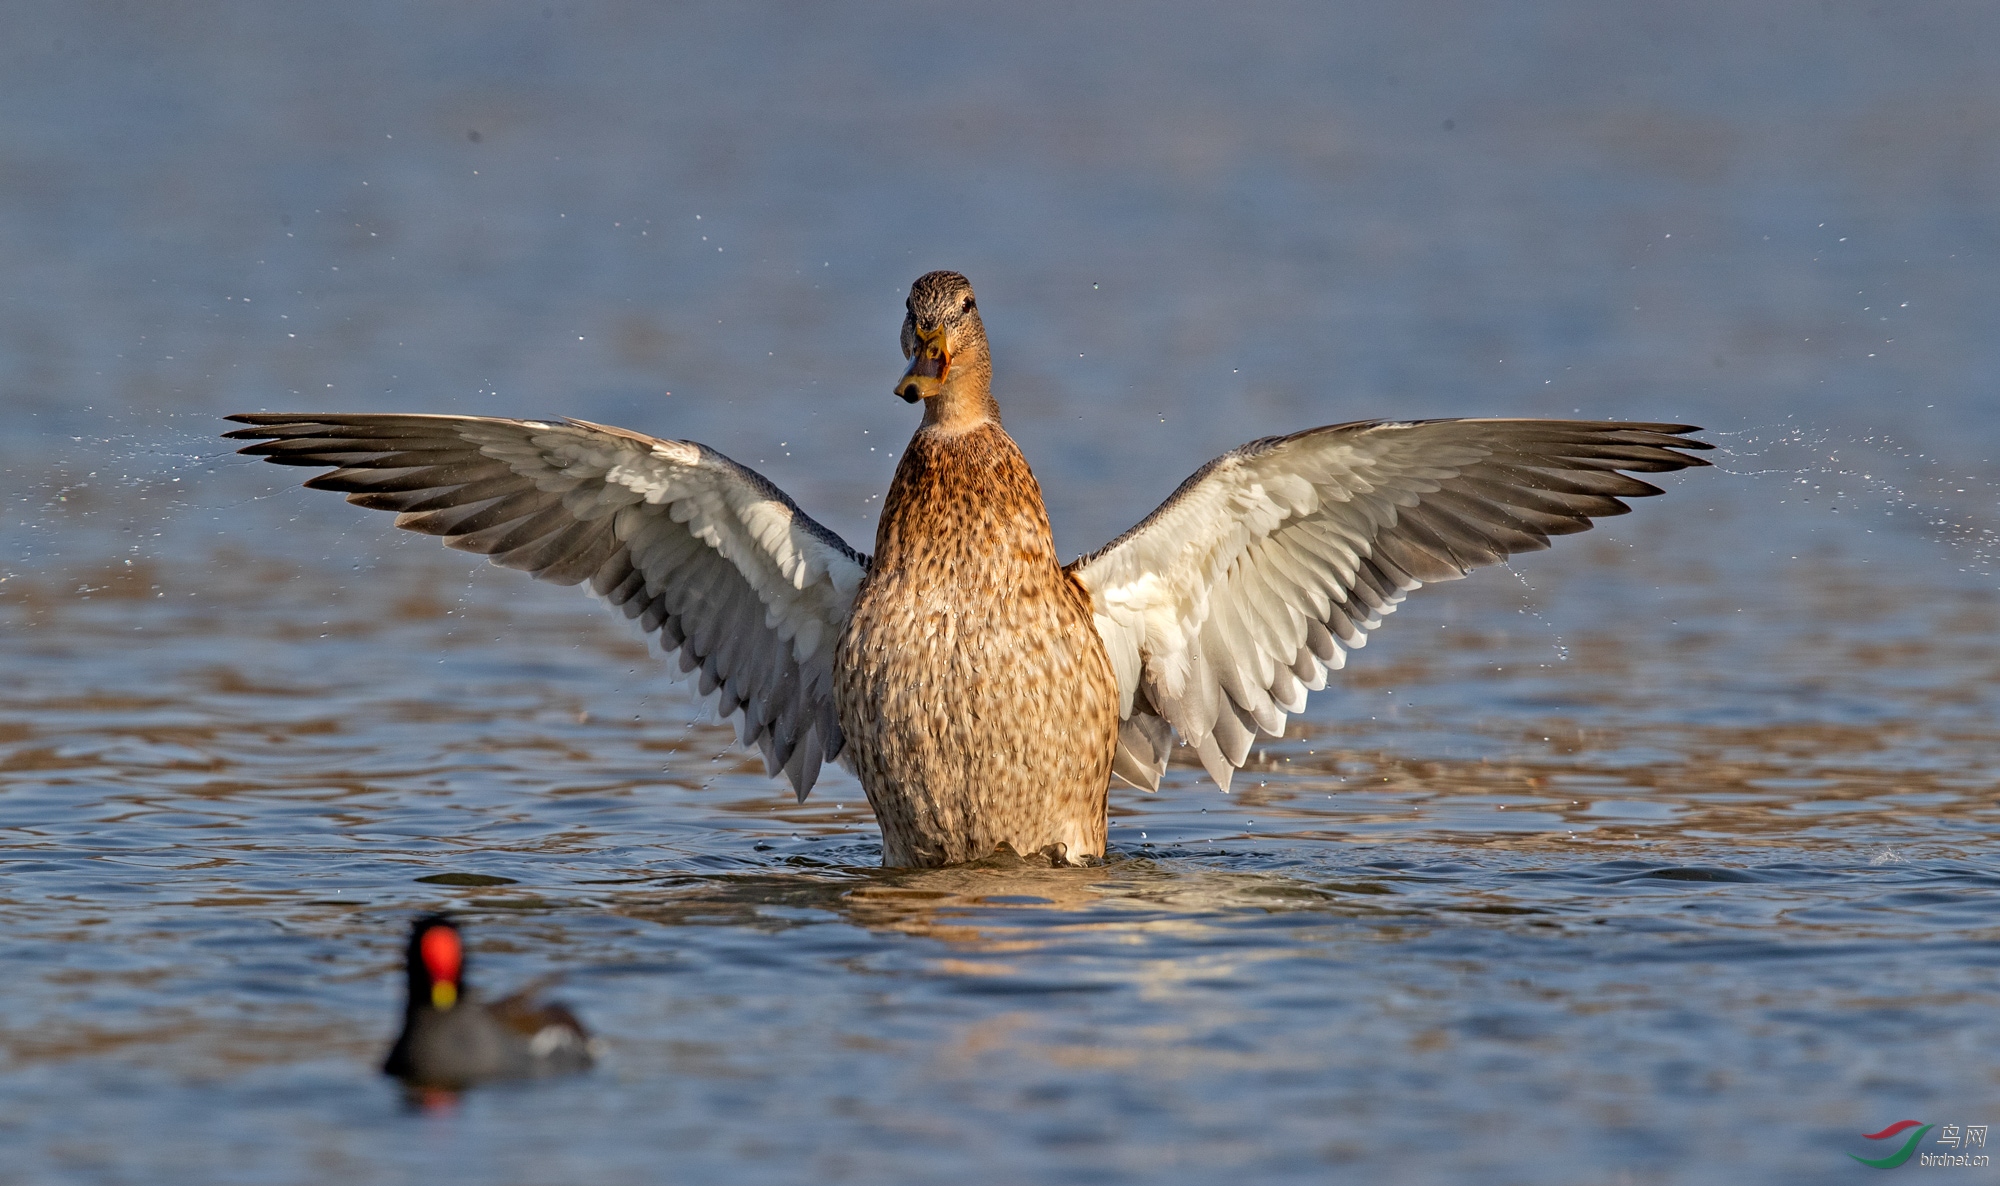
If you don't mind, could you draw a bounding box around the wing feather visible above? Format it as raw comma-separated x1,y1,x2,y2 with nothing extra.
1069,418,1709,791
225,412,869,801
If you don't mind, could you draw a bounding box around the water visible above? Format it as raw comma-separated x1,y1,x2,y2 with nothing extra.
4,3,1999,1182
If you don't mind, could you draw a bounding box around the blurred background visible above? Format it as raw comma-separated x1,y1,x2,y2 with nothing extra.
1,3,1996,1184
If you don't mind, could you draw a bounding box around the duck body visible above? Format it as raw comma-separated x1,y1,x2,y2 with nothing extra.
836,420,1119,866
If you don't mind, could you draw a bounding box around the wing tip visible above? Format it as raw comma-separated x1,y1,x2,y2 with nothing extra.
1193,735,1237,793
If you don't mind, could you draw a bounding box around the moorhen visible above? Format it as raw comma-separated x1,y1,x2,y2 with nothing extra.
383,914,595,1088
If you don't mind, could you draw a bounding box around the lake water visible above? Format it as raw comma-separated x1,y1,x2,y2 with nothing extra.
3,3,1998,1182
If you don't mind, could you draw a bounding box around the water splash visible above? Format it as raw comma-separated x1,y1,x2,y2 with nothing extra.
1504,564,1569,666
1709,419,2000,583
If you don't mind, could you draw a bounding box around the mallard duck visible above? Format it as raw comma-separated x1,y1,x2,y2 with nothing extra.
227,270,1710,868
383,914,594,1089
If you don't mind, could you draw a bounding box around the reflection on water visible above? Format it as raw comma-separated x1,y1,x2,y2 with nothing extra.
5,1,2000,1183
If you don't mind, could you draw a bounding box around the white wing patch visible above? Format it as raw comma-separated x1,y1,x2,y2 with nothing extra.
1069,419,1710,791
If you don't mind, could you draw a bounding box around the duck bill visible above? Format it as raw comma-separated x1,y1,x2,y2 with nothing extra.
895,329,951,402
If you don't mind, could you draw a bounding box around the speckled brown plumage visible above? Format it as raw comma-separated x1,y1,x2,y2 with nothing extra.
836,272,1119,866
836,420,1120,867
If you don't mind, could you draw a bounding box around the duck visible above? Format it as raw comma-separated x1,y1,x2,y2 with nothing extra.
228,270,1711,868
383,914,594,1088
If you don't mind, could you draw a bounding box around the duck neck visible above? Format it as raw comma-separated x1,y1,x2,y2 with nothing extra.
920,352,1000,434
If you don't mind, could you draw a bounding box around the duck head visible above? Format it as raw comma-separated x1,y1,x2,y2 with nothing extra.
895,271,996,426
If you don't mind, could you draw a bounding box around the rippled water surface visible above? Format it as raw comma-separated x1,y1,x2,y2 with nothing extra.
4,4,1999,1183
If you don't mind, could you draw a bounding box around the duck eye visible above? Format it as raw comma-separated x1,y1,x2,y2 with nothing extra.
961,296,975,311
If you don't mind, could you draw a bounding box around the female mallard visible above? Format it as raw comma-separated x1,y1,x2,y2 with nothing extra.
228,270,1710,868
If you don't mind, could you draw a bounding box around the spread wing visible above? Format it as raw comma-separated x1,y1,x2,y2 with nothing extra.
224,413,868,800
1066,419,1711,791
